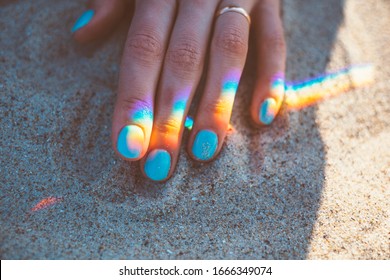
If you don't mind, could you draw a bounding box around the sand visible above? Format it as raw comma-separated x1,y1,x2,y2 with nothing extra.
0,0,389,259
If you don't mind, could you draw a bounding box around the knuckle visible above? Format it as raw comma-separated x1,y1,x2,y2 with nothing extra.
126,29,164,64
167,38,202,75
119,96,151,114
215,26,248,56
203,98,232,116
154,118,182,134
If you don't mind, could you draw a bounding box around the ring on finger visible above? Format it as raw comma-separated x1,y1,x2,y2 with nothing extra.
216,6,251,25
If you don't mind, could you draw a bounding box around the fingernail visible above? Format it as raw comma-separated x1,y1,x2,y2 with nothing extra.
71,10,94,33
259,98,278,125
144,149,171,181
192,130,218,161
117,125,144,159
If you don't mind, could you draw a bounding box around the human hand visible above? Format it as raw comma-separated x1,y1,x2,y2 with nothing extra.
72,0,286,181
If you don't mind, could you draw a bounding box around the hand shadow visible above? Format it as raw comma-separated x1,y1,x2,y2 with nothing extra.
236,0,346,258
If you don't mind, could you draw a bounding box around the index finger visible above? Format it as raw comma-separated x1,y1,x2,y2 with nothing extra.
112,0,176,160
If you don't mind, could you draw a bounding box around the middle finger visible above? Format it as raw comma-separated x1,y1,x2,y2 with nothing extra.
188,0,255,162
141,0,219,181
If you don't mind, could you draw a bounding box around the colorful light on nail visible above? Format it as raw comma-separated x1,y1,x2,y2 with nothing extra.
259,98,278,125
257,75,285,125
30,197,63,212
184,116,194,130
285,64,374,110
117,125,144,159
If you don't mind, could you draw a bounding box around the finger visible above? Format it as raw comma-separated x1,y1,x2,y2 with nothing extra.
112,0,176,161
188,0,255,162
141,0,218,181
250,0,286,125
72,0,130,44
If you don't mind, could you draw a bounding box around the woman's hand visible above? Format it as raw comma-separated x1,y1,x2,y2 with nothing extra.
72,0,286,181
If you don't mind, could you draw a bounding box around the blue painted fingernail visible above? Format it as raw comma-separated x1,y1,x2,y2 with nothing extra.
71,10,94,33
259,98,278,125
192,130,218,161
117,125,144,159
144,149,171,181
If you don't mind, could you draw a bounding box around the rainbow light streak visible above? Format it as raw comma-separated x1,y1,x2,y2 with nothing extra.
215,70,241,115
184,116,194,130
117,125,144,158
30,197,63,212
285,64,374,110
270,75,285,99
163,87,192,136
128,100,154,128
172,92,189,119
126,66,372,135
259,75,286,124
183,71,241,132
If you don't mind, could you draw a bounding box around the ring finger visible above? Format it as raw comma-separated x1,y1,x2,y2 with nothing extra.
188,0,255,162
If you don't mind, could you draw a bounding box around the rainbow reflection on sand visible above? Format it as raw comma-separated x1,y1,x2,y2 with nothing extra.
185,64,374,131
30,197,63,212
285,64,374,110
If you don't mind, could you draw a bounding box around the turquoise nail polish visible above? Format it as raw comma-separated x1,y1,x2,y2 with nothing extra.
117,125,144,159
192,130,218,161
144,149,171,181
71,10,94,33
259,98,277,125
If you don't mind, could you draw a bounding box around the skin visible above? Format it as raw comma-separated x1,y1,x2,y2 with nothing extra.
72,0,286,181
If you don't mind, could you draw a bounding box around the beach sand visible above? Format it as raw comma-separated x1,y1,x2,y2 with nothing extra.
0,0,389,259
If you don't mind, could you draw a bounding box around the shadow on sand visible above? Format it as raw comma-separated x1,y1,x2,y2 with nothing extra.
243,0,346,258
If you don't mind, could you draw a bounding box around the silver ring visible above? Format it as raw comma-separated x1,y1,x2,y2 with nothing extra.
216,6,251,25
